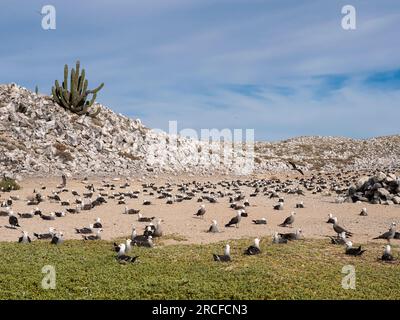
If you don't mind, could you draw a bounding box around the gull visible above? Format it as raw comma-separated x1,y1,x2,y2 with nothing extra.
225,210,242,228
381,245,394,262
83,229,102,240
75,224,94,234
328,232,347,245
244,238,261,255
252,218,267,225
207,220,219,233
9,212,20,228
116,244,139,263
34,227,56,240
345,241,366,256
18,231,31,243
373,222,396,242
278,212,296,227
332,217,353,237
272,232,288,244
194,204,206,218
326,213,335,224
213,244,231,262
279,229,303,241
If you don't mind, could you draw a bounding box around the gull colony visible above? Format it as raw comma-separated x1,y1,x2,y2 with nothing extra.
1,171,399,264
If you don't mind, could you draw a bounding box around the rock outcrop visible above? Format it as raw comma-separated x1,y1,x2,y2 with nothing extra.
346,172,400,205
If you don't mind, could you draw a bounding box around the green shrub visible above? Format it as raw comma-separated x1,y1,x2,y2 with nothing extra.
0,177,21,192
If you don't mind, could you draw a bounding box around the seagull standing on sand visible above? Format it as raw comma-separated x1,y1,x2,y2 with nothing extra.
278,212,296,227
332,217,353,237
207,220,219,233
194,204,206,218
373,222,396,242
213,244,231,262
326,213,335,224
225,211,242,228
9,212,20,228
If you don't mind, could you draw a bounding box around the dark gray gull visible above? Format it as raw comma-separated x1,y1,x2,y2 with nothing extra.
273,202,284,210
326,213,335,224
124,206,140,214
373,222,396,242
0,207,10,216
137,213,155,222
332,217,353,237
93,217,102,228
345,241,366,256
37,212,56,221
34,227,56,240
213,244,231,262
225,210,242,228
244,238,261,255
18,210,34,218
252,218,267,225
131,226,151,244
134,235,154,248
359,208,368,216
296,201,305,208
328,232,347,245
194,204,206,218
9,212,20,228
273,232,288,244
279,228,303,241
75,224,94,234
278,212,296,227
116,244,139,264
83,229,102,240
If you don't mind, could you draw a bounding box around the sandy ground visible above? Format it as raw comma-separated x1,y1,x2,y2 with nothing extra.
0,174,399,245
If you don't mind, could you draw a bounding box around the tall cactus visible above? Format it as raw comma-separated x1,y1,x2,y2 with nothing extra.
52,60,104,117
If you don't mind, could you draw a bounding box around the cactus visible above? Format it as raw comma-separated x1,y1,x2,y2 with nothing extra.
52,60,104,117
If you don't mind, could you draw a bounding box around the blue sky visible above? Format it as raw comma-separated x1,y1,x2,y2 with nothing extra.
0,0,399,141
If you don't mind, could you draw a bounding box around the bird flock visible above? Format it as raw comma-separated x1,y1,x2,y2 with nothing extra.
1,172,399,264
